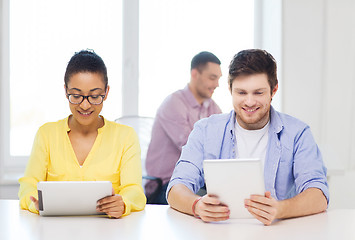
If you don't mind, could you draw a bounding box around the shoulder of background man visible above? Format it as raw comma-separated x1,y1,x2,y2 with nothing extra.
208,98,222,113
193,111,232,132
157,88,190,113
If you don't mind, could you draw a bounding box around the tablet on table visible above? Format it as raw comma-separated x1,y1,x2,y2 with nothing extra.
37,181,112,216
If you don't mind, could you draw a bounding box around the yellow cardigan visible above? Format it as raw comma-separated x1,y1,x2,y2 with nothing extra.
18,116,146,216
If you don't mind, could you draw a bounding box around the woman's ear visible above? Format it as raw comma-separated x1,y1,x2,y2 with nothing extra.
104,85,110,101
64,84,68,99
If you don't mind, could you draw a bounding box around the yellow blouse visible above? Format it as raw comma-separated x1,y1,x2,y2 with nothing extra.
18,116,146,216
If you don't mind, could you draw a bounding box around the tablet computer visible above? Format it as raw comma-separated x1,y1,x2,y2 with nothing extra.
37,181,112,216
203,158,265,219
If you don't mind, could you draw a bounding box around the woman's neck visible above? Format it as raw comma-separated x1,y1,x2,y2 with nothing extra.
68,115,104,135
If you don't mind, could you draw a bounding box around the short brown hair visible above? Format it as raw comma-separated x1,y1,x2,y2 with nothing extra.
228,49,278,93
191,51,221,72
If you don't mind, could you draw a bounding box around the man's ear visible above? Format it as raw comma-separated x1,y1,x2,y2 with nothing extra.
191,68,199,80
229,79,234,95
271,84,278,98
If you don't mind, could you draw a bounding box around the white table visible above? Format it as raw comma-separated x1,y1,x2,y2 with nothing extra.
0,200,354,240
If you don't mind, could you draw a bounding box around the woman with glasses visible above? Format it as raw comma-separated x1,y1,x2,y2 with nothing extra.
18,50,146,218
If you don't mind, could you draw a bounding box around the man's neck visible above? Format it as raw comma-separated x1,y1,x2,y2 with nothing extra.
188,83,206,105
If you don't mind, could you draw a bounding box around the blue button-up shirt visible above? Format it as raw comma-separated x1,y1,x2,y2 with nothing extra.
167,107,329,202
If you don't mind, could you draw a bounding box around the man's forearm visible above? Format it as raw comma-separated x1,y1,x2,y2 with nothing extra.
167,184,200,215
277,188,327,219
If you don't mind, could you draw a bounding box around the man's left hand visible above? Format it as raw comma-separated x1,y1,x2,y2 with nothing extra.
244,191,280,225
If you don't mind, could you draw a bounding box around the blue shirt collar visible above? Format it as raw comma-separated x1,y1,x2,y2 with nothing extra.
269,106,284,134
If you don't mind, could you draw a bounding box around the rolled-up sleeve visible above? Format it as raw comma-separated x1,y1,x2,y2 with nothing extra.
293,126,329,203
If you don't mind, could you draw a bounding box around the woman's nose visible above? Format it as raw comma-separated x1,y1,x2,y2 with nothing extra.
80,98,91,110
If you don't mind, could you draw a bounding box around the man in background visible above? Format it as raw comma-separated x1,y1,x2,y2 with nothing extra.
145,51,222,204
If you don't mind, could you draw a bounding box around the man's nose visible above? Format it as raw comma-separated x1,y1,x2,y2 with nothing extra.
244,94,256,106
213,79,219,88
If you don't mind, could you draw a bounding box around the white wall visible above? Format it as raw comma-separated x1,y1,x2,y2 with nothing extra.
255,0,282,111
0,0,10,180
281,0,355,173
322,0,355,172
279,0,355,208
2,0,355,203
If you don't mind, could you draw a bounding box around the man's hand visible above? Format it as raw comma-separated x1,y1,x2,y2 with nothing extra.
194,194,230,222
244,191,279,225
96,189,125,218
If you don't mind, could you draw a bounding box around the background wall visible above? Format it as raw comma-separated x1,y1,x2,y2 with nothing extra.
281,0,355,173
1,1,355,208
280,0,355,209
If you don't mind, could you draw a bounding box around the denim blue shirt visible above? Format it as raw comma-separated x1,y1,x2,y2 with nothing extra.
167,107,329,202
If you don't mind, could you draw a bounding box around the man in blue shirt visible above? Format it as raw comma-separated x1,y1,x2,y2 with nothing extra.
167,49,329,225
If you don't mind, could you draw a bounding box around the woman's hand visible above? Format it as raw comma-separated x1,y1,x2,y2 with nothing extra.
30,196,39,211
96,188,125,218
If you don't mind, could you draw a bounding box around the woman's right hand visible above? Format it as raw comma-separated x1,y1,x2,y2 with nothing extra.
30,196,39,211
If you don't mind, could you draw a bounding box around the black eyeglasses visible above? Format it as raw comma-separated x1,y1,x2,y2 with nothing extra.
66,94,106,105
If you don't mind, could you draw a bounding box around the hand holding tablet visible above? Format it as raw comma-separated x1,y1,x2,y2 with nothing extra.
203,158,265,219
96,190,126,218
